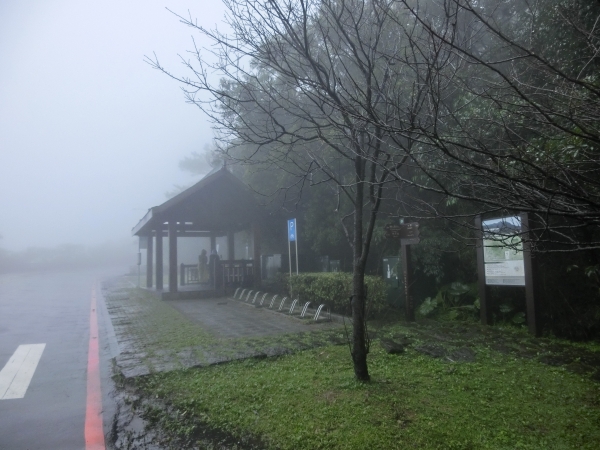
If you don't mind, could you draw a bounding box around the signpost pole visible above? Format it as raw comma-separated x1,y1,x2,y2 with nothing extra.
288,236,292,279
384,221,420,322
385,220,420,322
521,212,541,336
295,226,299,276
287,218,297,297
474,215,491,325
400,241,415,321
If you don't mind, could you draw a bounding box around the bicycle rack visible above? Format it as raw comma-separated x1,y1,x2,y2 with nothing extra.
239,289,247,300
259,293,268,306
245,290,253,302
234,287,240,299
269,295,278,308
314,304,327,321
278,297,288,311
288,299,299,315
300,302,311,318
252,291,260,304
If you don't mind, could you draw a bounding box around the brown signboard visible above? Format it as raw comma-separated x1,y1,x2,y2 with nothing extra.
385,222,420,240
401,237,420,246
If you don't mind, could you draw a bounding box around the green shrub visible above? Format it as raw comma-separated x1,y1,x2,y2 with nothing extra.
417,281,480,321
287,272,387,317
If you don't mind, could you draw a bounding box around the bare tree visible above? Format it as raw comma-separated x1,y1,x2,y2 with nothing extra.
380,0,600,251
147,0,443,380
147,0,599,379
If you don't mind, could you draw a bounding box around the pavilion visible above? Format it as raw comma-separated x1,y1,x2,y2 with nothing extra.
132,167,265,299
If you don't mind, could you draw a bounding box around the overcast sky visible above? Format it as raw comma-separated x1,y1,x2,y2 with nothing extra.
0,0,225,251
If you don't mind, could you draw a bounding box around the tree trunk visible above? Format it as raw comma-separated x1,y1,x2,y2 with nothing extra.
351,155,370,382
351,266,370,381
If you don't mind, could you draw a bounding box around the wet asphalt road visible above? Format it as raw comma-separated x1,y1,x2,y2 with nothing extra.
0,268,123,450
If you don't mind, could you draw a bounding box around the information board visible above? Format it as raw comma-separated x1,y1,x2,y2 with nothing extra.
482,216,525,286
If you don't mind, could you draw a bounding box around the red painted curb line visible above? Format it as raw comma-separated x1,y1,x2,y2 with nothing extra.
85,285,106,450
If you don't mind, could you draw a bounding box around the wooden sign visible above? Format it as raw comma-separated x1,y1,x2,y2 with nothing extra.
385,222,420,240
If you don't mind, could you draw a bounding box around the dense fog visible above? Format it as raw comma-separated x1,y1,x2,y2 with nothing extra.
0,1,223,269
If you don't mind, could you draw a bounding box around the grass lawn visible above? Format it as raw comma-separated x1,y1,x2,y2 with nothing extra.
132,330,600,449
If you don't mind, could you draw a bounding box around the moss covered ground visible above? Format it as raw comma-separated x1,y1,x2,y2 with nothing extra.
107,277,600,449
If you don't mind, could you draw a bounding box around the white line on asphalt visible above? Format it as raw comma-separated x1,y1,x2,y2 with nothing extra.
0,344,46,400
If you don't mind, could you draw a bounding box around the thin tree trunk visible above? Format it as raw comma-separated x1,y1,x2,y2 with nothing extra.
351,154,370,382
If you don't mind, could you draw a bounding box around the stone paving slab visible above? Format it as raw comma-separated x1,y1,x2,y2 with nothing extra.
167,298,329,338
102,276,345,378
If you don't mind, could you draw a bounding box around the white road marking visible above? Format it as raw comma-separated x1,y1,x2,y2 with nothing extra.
0,344,46,400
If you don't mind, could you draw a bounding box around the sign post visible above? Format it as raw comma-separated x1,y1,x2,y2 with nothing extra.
288,219,299,275
385,222,420,321
288,219,298,299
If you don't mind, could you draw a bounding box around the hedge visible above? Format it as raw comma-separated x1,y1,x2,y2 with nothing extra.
287,272,387,317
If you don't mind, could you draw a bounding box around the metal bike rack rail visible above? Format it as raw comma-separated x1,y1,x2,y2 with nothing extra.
314,304,327,321
269,295,278,308
300,302,311,318
278,297,288,311
259,293,268,306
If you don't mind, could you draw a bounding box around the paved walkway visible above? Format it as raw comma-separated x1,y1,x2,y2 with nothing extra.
168,298,320,338
103,277,344,378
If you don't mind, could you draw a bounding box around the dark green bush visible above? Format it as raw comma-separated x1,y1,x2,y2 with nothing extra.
287,272,387,317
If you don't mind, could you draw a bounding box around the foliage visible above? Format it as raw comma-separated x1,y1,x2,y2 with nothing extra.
135,330,600,450
388,0,600,250
541,255,600,340
155,0,600,344
418,282,479,321
288,272,388,317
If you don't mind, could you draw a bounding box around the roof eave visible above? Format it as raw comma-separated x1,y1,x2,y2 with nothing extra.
131,208,155,236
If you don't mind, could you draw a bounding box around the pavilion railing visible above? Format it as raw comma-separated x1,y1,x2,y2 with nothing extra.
220,260,254,287
179,260,254,288
180,264,199,286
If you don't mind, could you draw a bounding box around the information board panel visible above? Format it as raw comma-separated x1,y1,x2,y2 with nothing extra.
482,216,525,286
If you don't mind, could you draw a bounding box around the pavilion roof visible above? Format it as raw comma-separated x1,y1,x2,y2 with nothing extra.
131,167,264,236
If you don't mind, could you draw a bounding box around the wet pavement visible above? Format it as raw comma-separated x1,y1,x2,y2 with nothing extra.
0,268,124,450
168,297,320,338
102,277,343,379
99,277,347,449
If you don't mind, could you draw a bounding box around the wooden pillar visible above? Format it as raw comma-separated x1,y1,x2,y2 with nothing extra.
168,221,178,293
521,212,542,336
146,234,153,288
228,231,235,261
252,222,262,287
156,228,163,290
475,215,492,325
400,243,415,321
